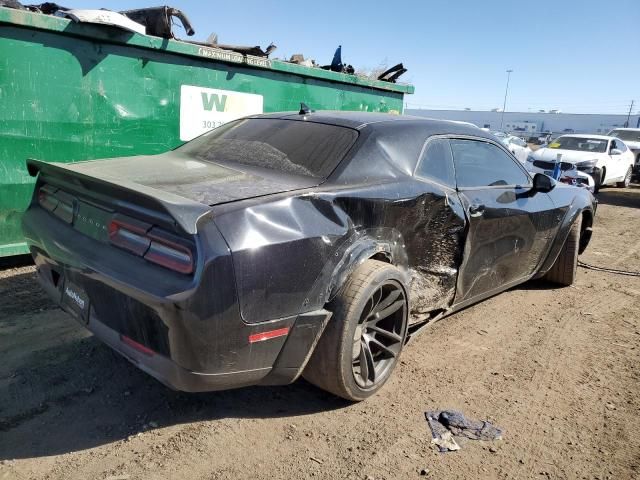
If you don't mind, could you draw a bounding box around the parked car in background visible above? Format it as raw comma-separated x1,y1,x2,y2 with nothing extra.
501,135,532,163
538,132,562,147
23,112,596,401
524,156,595,192
608,128,640,175
526,134,634,192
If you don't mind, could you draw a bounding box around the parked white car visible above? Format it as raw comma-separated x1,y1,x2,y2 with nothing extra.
503,135,532,163
526,134,634,192
491,132,532,163
608,128,640,174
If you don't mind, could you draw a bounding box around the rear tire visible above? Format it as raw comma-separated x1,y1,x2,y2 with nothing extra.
304,260,408,401
617,166,632,188
544,216,581,286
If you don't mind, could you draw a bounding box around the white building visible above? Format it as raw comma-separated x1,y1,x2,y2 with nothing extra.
405,109,640,136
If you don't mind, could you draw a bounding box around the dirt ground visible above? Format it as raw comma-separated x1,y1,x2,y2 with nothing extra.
1,186,639,480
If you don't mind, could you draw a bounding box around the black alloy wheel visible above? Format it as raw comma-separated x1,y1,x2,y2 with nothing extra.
351,281,407,388
304,260,409,401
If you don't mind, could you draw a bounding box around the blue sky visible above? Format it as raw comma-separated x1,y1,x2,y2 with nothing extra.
73,0,639,114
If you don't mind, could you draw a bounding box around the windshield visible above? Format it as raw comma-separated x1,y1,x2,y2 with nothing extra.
609,130,640,142
548,136,608,153
177,118,359,179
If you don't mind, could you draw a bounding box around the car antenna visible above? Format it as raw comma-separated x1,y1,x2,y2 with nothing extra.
299,102,314,115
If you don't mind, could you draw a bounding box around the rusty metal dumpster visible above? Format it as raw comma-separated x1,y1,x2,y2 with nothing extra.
0,7,414,256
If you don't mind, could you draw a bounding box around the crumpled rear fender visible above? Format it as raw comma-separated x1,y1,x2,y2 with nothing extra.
211,179,465,324
306,227,411,307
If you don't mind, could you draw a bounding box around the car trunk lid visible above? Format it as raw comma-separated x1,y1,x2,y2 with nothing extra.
39,152,320,206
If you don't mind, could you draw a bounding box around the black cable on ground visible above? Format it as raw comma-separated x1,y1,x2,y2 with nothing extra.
578,260,640,277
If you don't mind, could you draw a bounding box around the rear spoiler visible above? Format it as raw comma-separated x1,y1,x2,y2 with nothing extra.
27,159,212,235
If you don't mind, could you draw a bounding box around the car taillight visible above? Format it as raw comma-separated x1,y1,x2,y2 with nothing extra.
38,185,59,211
144,234,194,274
108,218,151,256
38,185,74,223
108,217,194,274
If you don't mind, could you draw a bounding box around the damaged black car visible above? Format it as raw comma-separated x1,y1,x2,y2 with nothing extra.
22,111,596,401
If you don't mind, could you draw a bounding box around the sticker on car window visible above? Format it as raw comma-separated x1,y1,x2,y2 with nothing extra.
549,142,560,148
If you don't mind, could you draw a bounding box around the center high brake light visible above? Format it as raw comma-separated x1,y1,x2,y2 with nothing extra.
108,217,194,274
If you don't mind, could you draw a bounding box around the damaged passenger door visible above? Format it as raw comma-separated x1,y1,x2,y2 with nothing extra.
449,138,556,303
410,137,467,314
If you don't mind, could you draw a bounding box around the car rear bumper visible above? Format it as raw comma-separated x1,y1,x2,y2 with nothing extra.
24,204,331,392
89,313,273,392
32,251,331,392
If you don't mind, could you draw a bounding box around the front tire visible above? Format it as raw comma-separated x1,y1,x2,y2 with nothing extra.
304,260,408,401
593,170,602,193
616,166,632,188
544,216,581,286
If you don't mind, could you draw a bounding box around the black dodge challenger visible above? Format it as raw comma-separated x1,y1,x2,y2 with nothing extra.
23,111,596,401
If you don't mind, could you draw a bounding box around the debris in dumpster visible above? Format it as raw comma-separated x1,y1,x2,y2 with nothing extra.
321,45,355,74
289,54,315,68
120,5,195,38
63,9,146,34
4,2,193,39
188,36,277,58
0,0,26,9
425,410,503,452
377,62,407,83
214,42,276,57
27,2,66,13
0,1,67,12
0,2,410,80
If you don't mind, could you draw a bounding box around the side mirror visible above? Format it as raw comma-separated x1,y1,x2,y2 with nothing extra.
532,172,555,192
610,148,622,155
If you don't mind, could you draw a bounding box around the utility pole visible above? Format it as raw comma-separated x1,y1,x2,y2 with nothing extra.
500,69,513,130
625,100,634,127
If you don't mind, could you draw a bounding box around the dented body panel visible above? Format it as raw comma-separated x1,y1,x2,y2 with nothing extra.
22,113,596,392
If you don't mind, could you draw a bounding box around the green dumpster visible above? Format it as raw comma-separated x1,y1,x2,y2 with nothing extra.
0,7,413,257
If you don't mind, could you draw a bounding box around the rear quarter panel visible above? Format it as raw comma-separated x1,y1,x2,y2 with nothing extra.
211,178,467,323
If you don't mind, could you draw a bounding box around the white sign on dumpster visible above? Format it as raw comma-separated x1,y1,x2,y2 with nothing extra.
179,85,263,141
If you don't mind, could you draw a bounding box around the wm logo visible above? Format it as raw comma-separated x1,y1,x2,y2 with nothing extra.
201,92,228,112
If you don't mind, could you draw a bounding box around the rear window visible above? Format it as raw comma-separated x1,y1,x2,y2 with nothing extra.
177,118,358,179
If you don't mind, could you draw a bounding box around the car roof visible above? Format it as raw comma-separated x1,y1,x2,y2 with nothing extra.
247,110,486,135
609,128,640,131
557,134,613,140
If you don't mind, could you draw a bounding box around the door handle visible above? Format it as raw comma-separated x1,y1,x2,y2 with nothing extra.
468,204,485,217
